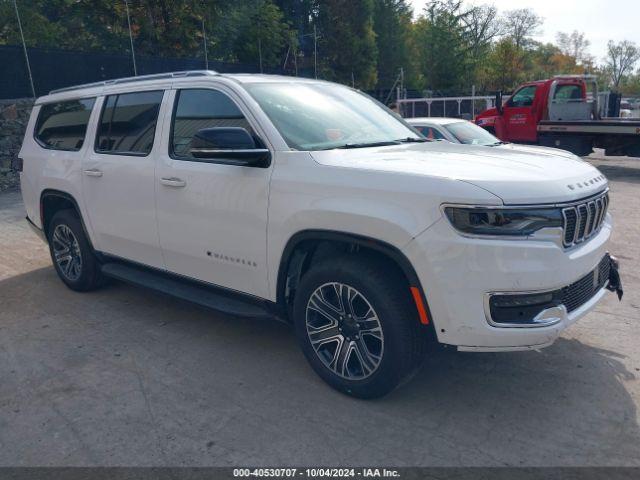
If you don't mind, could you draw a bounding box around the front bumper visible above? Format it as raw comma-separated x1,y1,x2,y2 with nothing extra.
404,214,618,351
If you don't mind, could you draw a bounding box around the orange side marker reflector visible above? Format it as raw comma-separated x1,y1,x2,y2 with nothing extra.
410,287,429,325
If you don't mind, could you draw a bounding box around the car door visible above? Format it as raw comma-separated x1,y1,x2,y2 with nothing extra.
154,86,272,299
81,89,166,269
502,85,538,142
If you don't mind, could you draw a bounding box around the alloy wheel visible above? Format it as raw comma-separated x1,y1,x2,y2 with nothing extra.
305,282,384,380
52,224,83,281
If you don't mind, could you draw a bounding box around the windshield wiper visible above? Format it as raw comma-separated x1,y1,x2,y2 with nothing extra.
488,141,509,146
396,137,429,143
331,140,402,149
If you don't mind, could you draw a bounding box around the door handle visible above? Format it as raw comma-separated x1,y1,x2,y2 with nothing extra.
83,169,103,177
160,177,186,188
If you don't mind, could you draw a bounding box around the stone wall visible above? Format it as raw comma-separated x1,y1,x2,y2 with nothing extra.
0,98,33,191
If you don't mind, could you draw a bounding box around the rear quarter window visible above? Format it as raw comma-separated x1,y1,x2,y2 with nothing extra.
34,98,96,151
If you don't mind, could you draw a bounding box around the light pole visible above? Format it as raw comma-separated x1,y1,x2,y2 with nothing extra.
313,24,318,79
300,27,320,79
202,18,209,70
13,0,36,98
124,0,137,76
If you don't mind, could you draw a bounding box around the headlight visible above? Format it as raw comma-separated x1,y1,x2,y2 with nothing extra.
444,206,563,236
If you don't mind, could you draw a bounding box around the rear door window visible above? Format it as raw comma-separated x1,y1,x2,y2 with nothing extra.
35,98,95,151
96,90,164,155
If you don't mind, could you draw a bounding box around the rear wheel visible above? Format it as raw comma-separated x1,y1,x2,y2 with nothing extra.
48,209,105,292
293,255,427,398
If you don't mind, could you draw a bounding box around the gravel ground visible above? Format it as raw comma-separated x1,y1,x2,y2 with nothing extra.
0,155,639,467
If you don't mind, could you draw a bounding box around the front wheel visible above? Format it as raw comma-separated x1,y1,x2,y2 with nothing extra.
293,255,427,398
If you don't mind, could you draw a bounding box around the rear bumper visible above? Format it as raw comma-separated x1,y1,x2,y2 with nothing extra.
26,216,47,243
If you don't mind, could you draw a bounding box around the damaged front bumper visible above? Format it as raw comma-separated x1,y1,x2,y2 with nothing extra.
607,254,624,300
485,253,623,328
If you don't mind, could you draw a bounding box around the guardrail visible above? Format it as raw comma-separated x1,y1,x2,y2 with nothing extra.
398,95,496,119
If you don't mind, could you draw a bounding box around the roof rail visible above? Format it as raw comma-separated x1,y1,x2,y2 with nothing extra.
49,70,219,95
552,74,597,79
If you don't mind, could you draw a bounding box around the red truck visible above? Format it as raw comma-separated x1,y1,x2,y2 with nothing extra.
475,75,640,157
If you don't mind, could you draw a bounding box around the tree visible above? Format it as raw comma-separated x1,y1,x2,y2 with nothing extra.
315,0,378,88
604,40,640,90
484,37,523,91
462,4,503,86
463,4,502,54
501,8,542,49
0,0,122,51
372,0,413,88
413,0,473,93
556,30,591,65
620,71,640,95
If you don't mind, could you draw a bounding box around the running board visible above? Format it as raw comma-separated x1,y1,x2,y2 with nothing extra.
100,262,273,319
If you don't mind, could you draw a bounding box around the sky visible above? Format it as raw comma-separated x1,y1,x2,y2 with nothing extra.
407,0,640,62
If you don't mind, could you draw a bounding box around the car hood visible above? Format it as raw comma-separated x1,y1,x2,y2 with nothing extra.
495,142,579,160
310,142,607,205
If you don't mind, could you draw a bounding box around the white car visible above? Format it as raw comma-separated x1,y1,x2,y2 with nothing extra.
407,116,581,158
18,71,622,398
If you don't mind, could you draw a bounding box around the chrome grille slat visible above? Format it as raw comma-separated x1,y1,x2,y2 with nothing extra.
585,201,596,237
576,204,588,242
562,191,608,248
594,198,602,231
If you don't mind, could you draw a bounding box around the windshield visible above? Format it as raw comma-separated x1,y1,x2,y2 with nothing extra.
244,82,422,150
443,121,500,146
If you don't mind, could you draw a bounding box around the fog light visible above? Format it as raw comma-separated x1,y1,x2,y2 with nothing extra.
489,292,558,325
491,293,554,308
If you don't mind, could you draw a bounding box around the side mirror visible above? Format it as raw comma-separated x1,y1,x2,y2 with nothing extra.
190,127,271,168
495,91,503,115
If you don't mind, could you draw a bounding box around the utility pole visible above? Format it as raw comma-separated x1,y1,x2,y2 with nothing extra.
202,18,209,70
313,24,318,79
124,0,137,76
471,84,476,118
13,0,36,98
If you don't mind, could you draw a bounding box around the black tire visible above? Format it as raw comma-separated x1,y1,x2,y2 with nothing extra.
293,254,427,399
47,209,105,292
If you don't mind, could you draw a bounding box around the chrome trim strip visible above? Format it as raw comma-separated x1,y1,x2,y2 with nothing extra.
190,148,270,154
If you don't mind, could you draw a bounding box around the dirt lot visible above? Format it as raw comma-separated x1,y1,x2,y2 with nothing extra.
0,155,639,467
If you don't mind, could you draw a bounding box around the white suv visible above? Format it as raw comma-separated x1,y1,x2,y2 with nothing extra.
19,71,622,398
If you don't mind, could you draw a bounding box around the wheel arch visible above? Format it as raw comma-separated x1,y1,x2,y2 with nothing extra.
40,189,95,250
276,230,433,330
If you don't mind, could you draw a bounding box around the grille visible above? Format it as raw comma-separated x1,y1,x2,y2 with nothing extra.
562,192,608,247
559,255,610,312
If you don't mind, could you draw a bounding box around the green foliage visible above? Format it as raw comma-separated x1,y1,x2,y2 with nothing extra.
412,0,471,93
1,0,639,95
315,0,378,88
372,0,413,87
210,0,292,68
